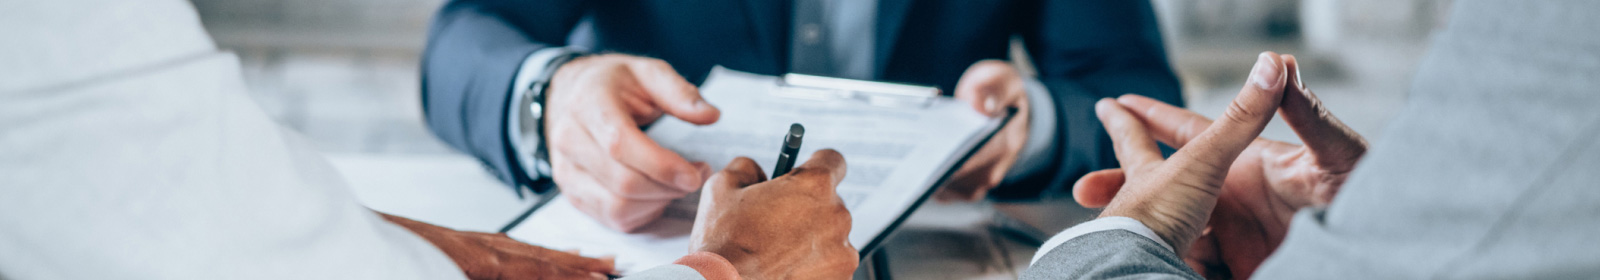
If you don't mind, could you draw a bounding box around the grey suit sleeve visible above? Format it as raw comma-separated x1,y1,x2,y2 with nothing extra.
1022,230,1201,280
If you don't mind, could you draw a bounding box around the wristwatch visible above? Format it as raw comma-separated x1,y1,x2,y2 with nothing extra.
516,51,585,182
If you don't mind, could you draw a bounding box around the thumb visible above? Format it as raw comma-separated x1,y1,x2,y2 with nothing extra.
1167,52,1286,185
628,59,721,124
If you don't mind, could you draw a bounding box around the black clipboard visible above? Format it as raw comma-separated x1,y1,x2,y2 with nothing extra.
853,106,1017,258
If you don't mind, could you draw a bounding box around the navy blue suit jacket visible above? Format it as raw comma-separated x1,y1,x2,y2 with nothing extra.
420,0,1182,200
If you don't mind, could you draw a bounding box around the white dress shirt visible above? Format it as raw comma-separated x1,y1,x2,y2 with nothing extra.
0,1,721,279
0,1,464,278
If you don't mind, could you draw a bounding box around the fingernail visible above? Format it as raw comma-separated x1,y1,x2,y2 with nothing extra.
590,272,607,279
1250,52,1283,90
984,97,998,114
1289,56,1306,90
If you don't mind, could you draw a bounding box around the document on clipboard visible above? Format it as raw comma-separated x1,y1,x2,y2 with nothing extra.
507,66,1013,273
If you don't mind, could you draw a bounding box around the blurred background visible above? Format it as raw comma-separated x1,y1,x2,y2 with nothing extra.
189,0,1451,278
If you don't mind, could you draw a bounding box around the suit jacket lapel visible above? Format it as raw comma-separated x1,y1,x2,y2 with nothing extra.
874,0,913,79
742,0,789,73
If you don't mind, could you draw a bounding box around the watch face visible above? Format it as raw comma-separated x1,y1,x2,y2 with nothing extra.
527,101,544,122
519,85,544,152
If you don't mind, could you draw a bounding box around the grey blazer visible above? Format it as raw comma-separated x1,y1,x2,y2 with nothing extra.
1025,0,1600,279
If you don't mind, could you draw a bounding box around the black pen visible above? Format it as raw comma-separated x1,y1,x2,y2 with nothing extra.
772,123,805,177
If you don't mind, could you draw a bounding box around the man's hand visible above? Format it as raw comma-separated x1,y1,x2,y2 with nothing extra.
939,60,1032,201
1074,52,1289,258
545,54,720,231
689,150,858,279
380,213,616,280
1075,55,1367,279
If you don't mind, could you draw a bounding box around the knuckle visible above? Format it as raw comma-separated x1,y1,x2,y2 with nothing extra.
1223,99,1267,122
632,57,670,70
833,205,852,224
789,168,834,188
714,167,744,181
599,131,628,156
549,162,571,177
645,58,670,68
592,53,628,62
728,157,757,170
603,199,634,224
548,125,576,146
613,174,651,195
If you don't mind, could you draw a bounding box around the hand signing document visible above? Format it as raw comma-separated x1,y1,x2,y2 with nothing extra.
510,67,1009,273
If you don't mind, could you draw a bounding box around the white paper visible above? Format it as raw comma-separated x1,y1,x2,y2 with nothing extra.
509,67,1001,273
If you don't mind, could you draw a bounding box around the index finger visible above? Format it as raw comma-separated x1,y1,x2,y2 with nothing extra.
1277,55,1367,169
1116,94,1212,149
1096,98,1164,169
707,157,768,194
779,149,848,193
627,59,720,124
580,102,704,192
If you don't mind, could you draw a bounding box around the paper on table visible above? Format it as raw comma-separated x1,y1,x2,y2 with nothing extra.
509,67,1001,273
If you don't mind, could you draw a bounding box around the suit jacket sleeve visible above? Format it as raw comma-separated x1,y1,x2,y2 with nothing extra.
1022,230,1201,280
994,0,1183,199
420,0,588,190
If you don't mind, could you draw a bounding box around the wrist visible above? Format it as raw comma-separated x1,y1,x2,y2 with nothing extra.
548,54,605,91
698,245,760,279
510,48,585,185
512,49,582,179
1100,195,1211,255
675,252,742,280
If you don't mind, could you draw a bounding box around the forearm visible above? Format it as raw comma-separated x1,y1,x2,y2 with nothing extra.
420,0,580,188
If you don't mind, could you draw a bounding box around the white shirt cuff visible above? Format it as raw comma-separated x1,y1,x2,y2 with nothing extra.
506,47,578,180
1029,216,1174,265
